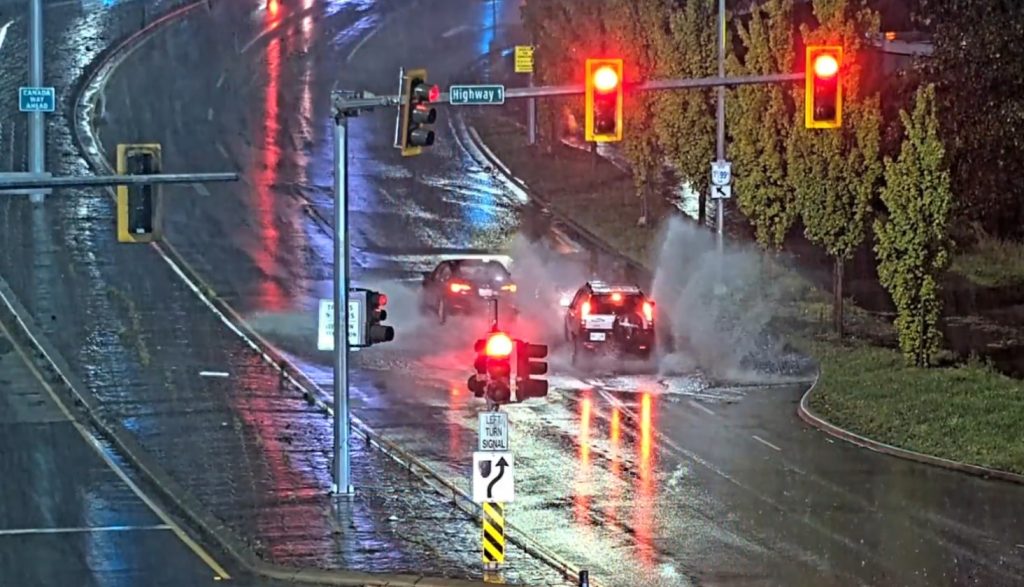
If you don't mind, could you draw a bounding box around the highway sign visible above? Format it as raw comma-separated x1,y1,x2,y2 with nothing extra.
449,85,506,106
473,451,514,503
514,45,534,74
711,184,732,200
478,412,509,451
317,297,364,350
19,87,55,113
711,159,731,186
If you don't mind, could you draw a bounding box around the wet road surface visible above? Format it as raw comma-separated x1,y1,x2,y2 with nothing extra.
81,0,1024,585
0,315,233,586
0,0,567,583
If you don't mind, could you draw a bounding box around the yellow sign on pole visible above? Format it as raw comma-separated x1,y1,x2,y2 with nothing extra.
482,501,505,565
514,45,534,74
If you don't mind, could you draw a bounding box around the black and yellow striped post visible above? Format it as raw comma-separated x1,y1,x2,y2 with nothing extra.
482,501,505,568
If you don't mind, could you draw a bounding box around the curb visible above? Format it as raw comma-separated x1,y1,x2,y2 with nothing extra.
68,7,590,587
797,371,1024,486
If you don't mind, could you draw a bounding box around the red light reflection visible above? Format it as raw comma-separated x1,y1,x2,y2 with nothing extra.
573,395,592,526
605,407,622,528
635,392,656,568
254,38,286,310
267,0,279,16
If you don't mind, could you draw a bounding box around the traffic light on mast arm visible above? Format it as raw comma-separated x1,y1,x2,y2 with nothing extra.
585,58,623,143
469,331,513,403
116,143,163,243
398,68,440,157
805,45,843,129
365,290,395,345
514,340,548,400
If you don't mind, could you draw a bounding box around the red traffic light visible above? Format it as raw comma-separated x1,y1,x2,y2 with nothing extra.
813,54,839,78
378,293,388,306
484,332,514,357
428,84,440,102
592,66,619,92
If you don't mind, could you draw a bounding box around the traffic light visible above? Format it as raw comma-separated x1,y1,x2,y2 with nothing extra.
585,58,623,142
365,290,394,345
514,340,548,400
805,45,843,129
398,68,439,157
470,331,513,404
116,143,162,243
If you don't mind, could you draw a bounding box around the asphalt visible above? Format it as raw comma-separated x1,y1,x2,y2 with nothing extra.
0,0,567,584
9,0,1024,585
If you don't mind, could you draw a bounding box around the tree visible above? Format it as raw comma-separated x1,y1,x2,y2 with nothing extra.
727,0,797,252
874,84,952,366
918,0,1024,238
787,0,882,336
651,0,716,227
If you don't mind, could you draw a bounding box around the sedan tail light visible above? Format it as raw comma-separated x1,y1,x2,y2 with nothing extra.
449,281,471,294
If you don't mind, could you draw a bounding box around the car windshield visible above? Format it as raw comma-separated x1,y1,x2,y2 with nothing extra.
590,293,644,314
457,263,511,283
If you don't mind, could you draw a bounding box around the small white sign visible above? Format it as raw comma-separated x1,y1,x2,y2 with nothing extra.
473,451,514,503
711,184,732,200
317,298,363,350
711,160,732,186
478,412,509,451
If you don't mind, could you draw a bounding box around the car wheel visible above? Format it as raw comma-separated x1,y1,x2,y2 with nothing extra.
437,299,447,325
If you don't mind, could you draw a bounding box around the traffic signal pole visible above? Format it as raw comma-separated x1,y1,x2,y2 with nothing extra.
332,111,354,496
715,0,726,254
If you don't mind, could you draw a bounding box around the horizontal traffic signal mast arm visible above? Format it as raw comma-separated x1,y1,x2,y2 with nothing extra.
0,172,239,191
331,72,805,112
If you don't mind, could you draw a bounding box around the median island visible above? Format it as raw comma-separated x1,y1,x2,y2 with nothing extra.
469,113,1024,478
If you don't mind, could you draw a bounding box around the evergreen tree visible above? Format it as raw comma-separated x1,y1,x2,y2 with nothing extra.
874,84,953,366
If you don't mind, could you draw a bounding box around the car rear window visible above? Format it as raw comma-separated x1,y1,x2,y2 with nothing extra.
590,293,644,314
457,263,511,283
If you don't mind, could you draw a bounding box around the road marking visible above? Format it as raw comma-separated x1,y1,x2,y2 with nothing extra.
688,400,716,416
206,107,214,121
192,183,212,197
345,17,385,63
752,435,782,452
0,524,171,536
215,71,226,88
0,20,14,54
0,318,232,580
200,370,229,378
441,24,469,38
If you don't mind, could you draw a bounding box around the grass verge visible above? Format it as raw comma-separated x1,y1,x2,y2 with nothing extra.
471,110,1024,476
951,233,1024,288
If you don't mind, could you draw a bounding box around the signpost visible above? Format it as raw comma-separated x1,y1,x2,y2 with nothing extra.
478,412,509,451
317,297,365,351
19,87,55,113
514,46,534,74
448,84,506,105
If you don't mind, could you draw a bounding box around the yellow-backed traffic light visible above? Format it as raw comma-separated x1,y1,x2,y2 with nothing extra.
805,45,843,129
116,143,162,243
398,68,439,157
585,58,623,142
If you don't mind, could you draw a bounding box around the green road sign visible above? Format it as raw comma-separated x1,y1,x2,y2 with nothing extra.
449,84,505,105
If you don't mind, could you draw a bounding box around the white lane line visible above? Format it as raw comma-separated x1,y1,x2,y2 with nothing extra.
688,400,716,417
0,318,231,579
215,71,226,88
752,435,782,452
0,524,172,536
192,183,212,197
0,19,14,54
199,370,229,378
441,24,469,38
345,19,384,63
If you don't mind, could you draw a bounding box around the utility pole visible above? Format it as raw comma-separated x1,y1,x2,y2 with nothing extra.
28,0,45,204
332,112,354,496
715,0,725,254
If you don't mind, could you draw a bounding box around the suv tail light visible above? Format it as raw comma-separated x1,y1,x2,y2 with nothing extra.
449,281,471,294
642,301,654,323
501,283,517,292
580,300,591,319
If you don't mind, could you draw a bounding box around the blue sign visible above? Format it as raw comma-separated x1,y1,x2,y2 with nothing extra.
19,87,56,113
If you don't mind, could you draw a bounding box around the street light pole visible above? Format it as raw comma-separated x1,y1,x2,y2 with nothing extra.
332,113,353,496
715,0,726,254
28,0,45,204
